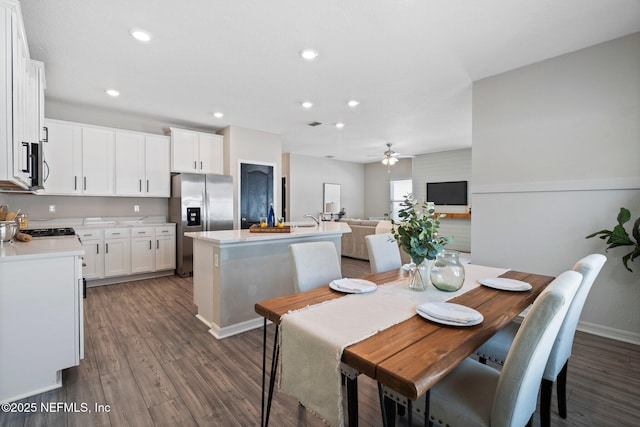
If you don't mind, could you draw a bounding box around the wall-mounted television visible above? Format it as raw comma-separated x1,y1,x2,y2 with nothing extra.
426,181,468,206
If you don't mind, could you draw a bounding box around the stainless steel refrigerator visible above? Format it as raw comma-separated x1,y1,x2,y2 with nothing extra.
169,173,233,277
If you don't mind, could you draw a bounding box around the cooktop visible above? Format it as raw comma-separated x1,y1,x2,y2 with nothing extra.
21,227,76,237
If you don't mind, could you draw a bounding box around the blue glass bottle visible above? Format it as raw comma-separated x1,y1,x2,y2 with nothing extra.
267,204,275,227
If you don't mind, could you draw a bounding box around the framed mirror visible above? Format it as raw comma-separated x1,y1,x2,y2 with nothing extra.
323,183,341,215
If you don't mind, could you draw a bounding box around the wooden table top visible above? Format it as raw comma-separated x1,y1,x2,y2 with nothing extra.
255,267,554,400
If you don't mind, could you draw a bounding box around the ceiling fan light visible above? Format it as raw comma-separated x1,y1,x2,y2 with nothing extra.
388,156,398,165
381,158,389,165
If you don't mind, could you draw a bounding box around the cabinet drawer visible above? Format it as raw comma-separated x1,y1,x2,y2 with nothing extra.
131,227,154,237
155,225,175,236
77,229,103,239
104,227,130,238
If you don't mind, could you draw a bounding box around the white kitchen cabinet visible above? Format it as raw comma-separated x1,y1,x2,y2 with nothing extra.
0,250,83,403
154,225,176,271
115,132,170,197
104,227,131,277
82,127,115,195
170,127,223,174
0,2,43,191
42,120,83,194
77,228,104,280
130,227,154,274
131,225,175,273
144,135,170,196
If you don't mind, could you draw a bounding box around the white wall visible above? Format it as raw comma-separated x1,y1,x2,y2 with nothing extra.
286,154,365,221
364,158,412,219
220,126,282,228
412,149,472,252
472,33,640,343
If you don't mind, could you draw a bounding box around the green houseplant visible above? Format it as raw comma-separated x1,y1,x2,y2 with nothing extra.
586,207,639,272
387,194,452,290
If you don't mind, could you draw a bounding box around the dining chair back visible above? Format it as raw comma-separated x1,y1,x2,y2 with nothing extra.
365,233,402,274
400,270,582,427
491,270,582,427
475,254,606,426
289,241,342,293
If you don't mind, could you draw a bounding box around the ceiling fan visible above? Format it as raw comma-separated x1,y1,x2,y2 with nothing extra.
379,143,412,172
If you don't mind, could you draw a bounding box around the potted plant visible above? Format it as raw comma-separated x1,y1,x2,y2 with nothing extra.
387,194,452,290
586,207,639,272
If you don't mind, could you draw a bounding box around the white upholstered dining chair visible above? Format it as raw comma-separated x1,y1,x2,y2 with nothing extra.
365,233,402,274
288,241,360,425
289,241,342,292
399,270,583,427
475,253,606,427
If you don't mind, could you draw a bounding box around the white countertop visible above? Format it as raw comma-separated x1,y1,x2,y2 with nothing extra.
185,221,351,245
25,216,173,230
0,236,84,261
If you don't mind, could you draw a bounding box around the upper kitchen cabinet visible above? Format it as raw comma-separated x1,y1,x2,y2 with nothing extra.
43,119,114,196
0,1,45,191
82,127,115,195
43,120,82,194
170,127,223,174
115,132,170,197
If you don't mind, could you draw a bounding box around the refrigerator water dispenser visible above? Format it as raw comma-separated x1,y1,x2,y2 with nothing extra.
187,207,201,226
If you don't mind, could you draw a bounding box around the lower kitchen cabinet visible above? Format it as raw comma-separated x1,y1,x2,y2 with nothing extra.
104,227,131,277
77,228,104,280
79,224,175,284
0,250,83,403
154,225,176,271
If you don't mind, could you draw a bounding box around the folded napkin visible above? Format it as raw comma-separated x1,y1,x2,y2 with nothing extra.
479,277,531,291
417,301,482,324
331,278,377,293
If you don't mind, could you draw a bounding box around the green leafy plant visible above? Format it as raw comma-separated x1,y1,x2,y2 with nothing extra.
386,194,452,265
586,207,640,272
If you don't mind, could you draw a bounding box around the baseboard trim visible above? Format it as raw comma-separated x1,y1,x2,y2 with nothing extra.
86,270,174,287
208,318,265,339
577,321,640,346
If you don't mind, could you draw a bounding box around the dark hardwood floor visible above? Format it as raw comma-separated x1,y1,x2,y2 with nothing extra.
2,257,639,426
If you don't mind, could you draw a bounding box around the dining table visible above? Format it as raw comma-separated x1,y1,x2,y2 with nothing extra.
255,265,555,427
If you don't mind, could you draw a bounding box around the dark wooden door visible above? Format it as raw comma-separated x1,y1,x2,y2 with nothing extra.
240,163,273,229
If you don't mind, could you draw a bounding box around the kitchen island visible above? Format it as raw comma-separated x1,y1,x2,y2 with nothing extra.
185,222,351,339
0,236,84,403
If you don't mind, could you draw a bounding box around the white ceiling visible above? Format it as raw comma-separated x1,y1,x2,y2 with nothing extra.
19,0,640,163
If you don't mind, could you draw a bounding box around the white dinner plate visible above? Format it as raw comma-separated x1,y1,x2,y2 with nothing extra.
329,278,377,294
416,302,483,326
479,277,532,291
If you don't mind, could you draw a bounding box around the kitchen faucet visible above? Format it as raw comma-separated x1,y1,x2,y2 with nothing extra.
304,213,320,225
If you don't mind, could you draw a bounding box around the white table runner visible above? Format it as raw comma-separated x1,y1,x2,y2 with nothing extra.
278,264,508,427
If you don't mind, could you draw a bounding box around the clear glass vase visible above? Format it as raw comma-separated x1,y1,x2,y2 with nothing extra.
430,250,465,292
408,259,434,291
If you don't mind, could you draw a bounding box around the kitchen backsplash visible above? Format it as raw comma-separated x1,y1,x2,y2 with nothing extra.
0,193,168,220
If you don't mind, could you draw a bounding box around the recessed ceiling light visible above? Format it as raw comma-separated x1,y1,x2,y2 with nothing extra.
347,100,360,108
299,48,319,61
213,112,224,118
335,122,345,129
106,89,120,97
131,29,152,42
301,101,313,109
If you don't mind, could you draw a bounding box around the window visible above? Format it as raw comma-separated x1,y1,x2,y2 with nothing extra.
390,179,412,221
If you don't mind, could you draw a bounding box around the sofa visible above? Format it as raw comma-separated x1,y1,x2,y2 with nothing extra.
339,219,393,260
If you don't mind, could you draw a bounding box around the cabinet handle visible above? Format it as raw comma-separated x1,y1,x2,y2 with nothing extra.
112,232,120,235
157,240,159,249
139,179,142,192
43,126,48,142
149,240,152,250
146,180,149,192
161,230,168,233
194,161,197,170
106,243,109,254
83,176,87,191
200,161,203,170
21,142,30,173
96,244,99,254
74,176,77,190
